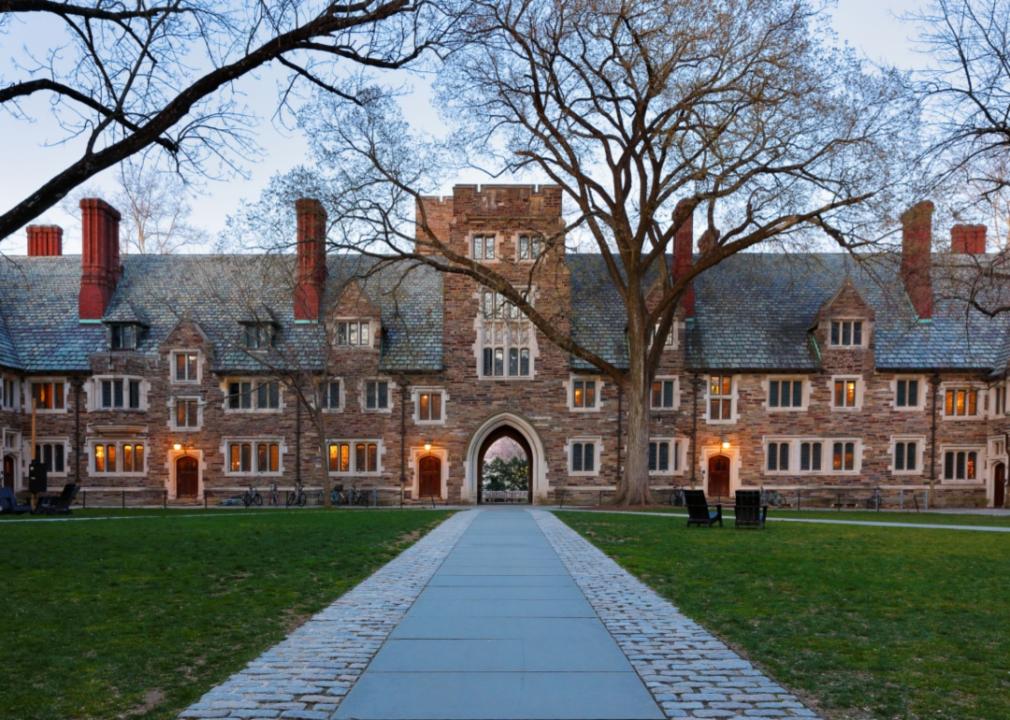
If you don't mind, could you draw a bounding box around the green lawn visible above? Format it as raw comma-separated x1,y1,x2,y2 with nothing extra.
0,508,450,720
574,506,1010,527
558,511,1010,720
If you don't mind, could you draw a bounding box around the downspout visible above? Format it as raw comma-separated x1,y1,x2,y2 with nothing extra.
616,381,623,491
295,396,302,485
690,373,699,487
72,377,82,484
929,373,940,505
400,379,408,499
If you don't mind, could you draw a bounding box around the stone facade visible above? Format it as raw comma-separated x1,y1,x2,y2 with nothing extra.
1,185,1008,508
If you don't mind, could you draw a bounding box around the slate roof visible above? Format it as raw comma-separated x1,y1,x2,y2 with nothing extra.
0,251,1007,376
569,252,1010,374
0,254,443,373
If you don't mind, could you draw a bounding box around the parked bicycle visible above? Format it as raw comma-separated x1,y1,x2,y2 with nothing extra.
330,484,346,506
286,481,307,507
242,484,263,508
268,482,280,506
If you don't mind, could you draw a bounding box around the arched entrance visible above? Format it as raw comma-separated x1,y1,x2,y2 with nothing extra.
994,462,1006,508
418,455,442,499
708,455,731,499
2,455,14,490
176,456,199,499
464,413,547,504
477,427,532,504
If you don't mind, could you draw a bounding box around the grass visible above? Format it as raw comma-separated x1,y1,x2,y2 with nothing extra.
558,511,1010,720
573,505,1010,527
0,508,451,720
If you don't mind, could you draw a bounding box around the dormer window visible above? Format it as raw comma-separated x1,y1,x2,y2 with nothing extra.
110,323,142,350
829,319,864,347
472,234,496,260
650,322,679,350
243,323,274,350
336,320,372,347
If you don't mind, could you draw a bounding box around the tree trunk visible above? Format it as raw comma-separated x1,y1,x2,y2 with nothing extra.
318,428,332,508
615,301,652,506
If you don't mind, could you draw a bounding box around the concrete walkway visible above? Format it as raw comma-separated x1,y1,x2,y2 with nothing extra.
335,509,663,719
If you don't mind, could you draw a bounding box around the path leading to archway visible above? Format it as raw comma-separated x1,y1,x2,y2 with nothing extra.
181,508,819,719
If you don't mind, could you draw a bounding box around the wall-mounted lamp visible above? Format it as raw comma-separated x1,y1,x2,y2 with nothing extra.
424,441,432,454
172,442,183,452
720,436,730,451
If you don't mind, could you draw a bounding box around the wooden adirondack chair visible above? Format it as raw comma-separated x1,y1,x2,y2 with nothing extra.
684,489,722,527
734,490,768,529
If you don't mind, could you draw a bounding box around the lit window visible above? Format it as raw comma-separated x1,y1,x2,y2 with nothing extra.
226,441,280,475
327,440,379,473
92,441,145,475
832,378,859,409
829,319,864,347
708,375,733,421
651,378,678,410
570,441,596,473
943,449,979,481
173,352,199,383
174,398,199,428
416,390,443,422
944,387,979,417
572,379,598,409
832,441,857,472
768,379,803,409
31,381,65,411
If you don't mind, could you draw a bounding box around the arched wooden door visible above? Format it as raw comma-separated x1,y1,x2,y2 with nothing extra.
176,456,199,498
418,456,441,498
2,455,14,490
994,462,1006,508
708,455,731,498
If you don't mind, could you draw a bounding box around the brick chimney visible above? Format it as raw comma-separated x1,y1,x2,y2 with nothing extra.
415,196,454,255
78,198,122,321
294,198,328,321
27,225,63,256
900,201,934,320
950,224,987,254
672,200,695,317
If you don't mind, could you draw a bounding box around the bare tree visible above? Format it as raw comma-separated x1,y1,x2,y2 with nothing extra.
0,0,460,240
254,0,915,504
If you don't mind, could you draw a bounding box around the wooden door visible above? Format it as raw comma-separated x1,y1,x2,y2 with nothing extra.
2,456,13,490
176,456,199,498
418,456,441,498
995,463,1006,508
708,455,730,498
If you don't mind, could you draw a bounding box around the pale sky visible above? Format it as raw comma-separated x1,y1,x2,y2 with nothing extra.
0,0,926,255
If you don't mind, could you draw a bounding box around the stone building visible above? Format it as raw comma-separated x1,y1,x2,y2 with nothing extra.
1,185,1008,507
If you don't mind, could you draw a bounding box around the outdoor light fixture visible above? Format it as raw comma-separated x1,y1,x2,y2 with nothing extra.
721,436,730,450
173,442,183,451
424,441,433,454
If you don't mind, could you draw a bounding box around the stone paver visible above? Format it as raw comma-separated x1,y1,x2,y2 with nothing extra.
334,509,663,719
179,510,477,719
533,510,820,719
183,508,819,720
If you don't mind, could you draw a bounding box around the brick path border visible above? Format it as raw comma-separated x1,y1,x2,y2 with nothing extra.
179,509,476,720
533,510,820,719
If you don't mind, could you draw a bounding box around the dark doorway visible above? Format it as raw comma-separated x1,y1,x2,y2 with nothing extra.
708,455,730,499
2,455,14,490
477,426,532,504
995,462,1006,508
176,456,199,498
418,455,441,499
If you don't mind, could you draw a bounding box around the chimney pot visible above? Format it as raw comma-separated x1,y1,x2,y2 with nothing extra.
951,224,987,254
